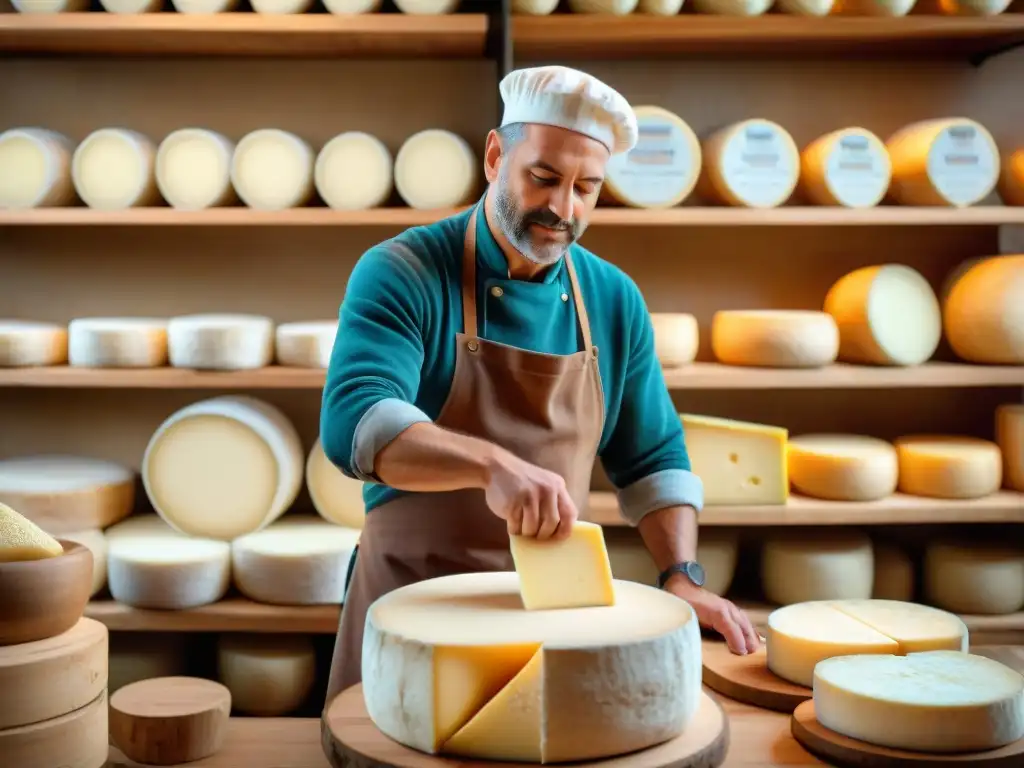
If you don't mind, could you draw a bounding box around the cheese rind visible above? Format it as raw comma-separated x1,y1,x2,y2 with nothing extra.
650,313,699,367
68,317,169,368
895,434,1003,499
924,541,1024,615
761,530,874,605
231,129,314,210
942,254,1024,364
0,320,68,367
217,634,316,716
787,434,899,501
0,127,76,209
996,403,1024,491
275,321,338,368
697,119,800,207
395,129,477,210
156,128,236,210
314,131,393,211
167,313,274,370
72,128,160,210
509,520,615,610
0,501,63,561
711,310,839,368
799,128,891,208
306,438,366,529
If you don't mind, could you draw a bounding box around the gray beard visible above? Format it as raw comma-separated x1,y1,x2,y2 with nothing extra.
492,176,578,268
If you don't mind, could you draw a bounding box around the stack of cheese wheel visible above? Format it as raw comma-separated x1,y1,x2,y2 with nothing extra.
894,434,1003,499
71,128,161,210
696,119,800,207
395,129,478,210
306,438,366,529
997,403,1023,491
650,313,699,368
761,529,875,604
924,539,1024,615
275,321,338,368
167,313,275,370
0,127,77,209
787,434,899,501
217,634,316,716
798,127,892,208
68,317,169,368
711,310,839,368
0,320,68,367
231,129,315,210
314,131,393,211
604,527,739,596
942,254,1024,365
155,128,237,211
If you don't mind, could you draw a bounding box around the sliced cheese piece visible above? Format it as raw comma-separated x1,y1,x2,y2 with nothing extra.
0,689,109,768
275,320,338,368
680,413,788,504
395,129,477,210
393,0,461,11
0,501,63,561
109,631,194,693
711,310,838,368
155,128,236,210
61,529,108,596
0,127,76,209
0,455,135,533
886,118,1000,207
799,128,891,208
68,317,168,368
306,438,366,529
364,572,701,762
913,0,1012,13
0,320,68,367
872,542,914,601
167,313,274,370
895,434,1002,499
831,0,917,14
651,313,698,367
696,119,799,207
567,0,640,10
761,530,874,605
315,131,393,211
99,0,163,10
1000,147,1024,206
831,598,968,653
217,634,316,716
638,0,684,11
787,434,898,501
602,106,701,208
231,515,360,605
605,528,739,596
776,0,834,13
814,651,1024,753
692,0,772,12
509,519,615,610
142,395,304,540
512,0,559,11
251,0,314,10
71,128,160,210
231,129,314,210
942,254,1024,364
823,263,941,366
924,541,1024,615
996,403,1023,491
323,0,383,11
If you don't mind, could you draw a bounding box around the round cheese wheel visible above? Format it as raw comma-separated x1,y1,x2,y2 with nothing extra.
650,313,698,368
323,0,383,12
393,0,461,12
72,128,160,210
697,119,800,208
999,147,1024,206
0,689,109,768
761,530,875,605
605,529,738,595
61,529,108,596
787,434,899,502
251,0,314,10
364,572,702,762
217,634,316,716
915,0,1012,13
0,128,76,209
775,0,834,13
895,435,1003,500
942,254,1024,364
711,310,839,368
831,0,916,14
275,321,338,368
0,320,68,367
99,0,163,11
167,313,274,370
10,0,89,12
823,264,941,366
68,317,168,368
692,0,772,14
305,438,366,530
799,128,891,208
395,129,477,210
996,403,1023,492
155,128,236,210
872,542,914,601
567,0,640,12
924,541,1024,615
315,131,392,211
602,106,701,209
108,631,193,693
231,129,314,210
142,396,304,540
885,118,1000,207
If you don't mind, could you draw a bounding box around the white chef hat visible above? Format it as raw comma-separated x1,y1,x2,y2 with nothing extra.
499,65,638,156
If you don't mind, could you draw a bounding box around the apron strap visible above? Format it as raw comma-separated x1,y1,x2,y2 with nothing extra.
563,252,594,353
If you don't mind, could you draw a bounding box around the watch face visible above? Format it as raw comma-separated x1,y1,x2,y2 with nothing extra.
685,561,706,587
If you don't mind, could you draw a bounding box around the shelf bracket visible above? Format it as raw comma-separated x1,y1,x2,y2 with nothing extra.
485,0,513,125
968,39,1024,68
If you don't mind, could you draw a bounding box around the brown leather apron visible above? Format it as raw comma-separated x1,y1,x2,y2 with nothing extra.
323,205,605,707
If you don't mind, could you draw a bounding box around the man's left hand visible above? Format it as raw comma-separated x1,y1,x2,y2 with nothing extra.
664,575,762,655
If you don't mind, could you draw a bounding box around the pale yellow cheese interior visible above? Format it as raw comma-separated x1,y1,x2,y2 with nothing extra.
510,519,615,610
0,501,63,562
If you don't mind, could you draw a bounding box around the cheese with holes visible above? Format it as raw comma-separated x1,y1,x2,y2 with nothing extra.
98,0,162,10
0,502,63,562
62,529,108,596
680,413,788,504
315,131,393,211
886,118,1000,207
0,455,135,533
895,435,1002,499
814,651,1024,753
167,313,274,370
155,128,236,210
711,310,839,368
231,515,360,605
217,634,316,716
142,395,304,540
761,530,874,605
799,128,891,208
395,129,477,210
0,689,109,768
509,520,615,610
697,119,799,207
512,0,559,11
605,529,739,596
231,129,314,210
776,0,833,13
766,599,968,687
364,572,702,762
639,0,684,12
568,0,639,11
787,434,898,501
942,254,1024,364
1000,147,1024,206
996,403,1023,491
0,320,67,367
924,541,1024,615
251,0,314,11
603,106,701,208
831,0,916,13
824,264,941,366
72,128,160,210
914,0,1013,13
109,632,193,693
0,128,76,209
68,317,168,368
872,542,914,601
693,0,772,12
275,321,338,368
651,313,698,367
306,438,366,529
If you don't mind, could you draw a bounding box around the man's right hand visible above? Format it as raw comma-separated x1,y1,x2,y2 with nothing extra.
483,449,578,540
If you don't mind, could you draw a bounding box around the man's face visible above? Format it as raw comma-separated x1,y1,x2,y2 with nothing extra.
491,124,609,267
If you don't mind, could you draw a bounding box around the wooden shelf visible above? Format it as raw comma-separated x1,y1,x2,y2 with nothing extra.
86,597,339,633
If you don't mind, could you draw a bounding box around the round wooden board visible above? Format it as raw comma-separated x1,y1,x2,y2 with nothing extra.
701,641,810,713
323,684,729,768
791,700,1024,767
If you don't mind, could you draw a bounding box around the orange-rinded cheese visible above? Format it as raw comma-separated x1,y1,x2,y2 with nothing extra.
696,119,800,208
788,434,899,502
711,310,839,368
999,147,1024,206
895,435,1003,500
995,404,1023,492
799,128,891,208
942,255,1024,364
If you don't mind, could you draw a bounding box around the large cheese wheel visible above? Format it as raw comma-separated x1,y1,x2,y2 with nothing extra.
395,129,477,210
315,131,393,211
924,541,1024,615
693,0,772,12
605,529,739,595
275,320,338,368
602,106,700,209
251,0,314,11
651,313,698,367
71,128,160,210
711,310,839,368
567,0,639,9
832,0,916,13
217,634,316,716
886,118,1000,207
761,530,875,605
996,403,1023,491
61,529,108,596
393,0,460,11
872,542,914,601
108,630,194,693
0,128,76,209
787,434,898,502
167,313,274,370
306,438,366,529
799,128,891,208
364,572,702,762
823,264,941,366
98,0,163,11
697,119,800,208
231,515,360,605
895,435,1002,500
68,317,168,368
776,0,833,13
142,395,304,540
942,254,1024,364
0,689,109,768
155,128,236,210
766,598,968,687
0,320,67,367
0,455,135,533
10,0,89,12
1000,147,1024,206
231,129,314,210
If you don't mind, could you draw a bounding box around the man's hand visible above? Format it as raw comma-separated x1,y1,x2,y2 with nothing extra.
483,449,578,540
665,574,762,655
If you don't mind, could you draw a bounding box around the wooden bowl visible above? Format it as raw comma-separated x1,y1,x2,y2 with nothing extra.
0,540,94,646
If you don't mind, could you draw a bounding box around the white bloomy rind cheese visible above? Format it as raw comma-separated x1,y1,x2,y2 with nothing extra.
68,317,169,368
824,264,941,366
895,435,1002,499
315,131,393,211
996,403,1023,491
924,540,1024,615
275,321,338,368
167,313,274,370
799,128,891,208
787,434,899,502
567,0,640,11
0,320,68,367
942,254,1024,364
650,313,699,368
142,395,304,540
395,129,478,210
711,310,839,368
306,438,366,530
0,128,77,209
814,651,1024,753
761,530,874,605
363,572,702,763
155,128,237,210
230,515,360,605
697,119,800,207
872,543,914,602
217,634,316,716
71,128,160,210
603,106,701,208
231,128,314,210
1000,147,1024,205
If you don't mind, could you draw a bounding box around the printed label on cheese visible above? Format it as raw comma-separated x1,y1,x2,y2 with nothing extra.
926,123,1000,206
801,128,891,208
717,121,799,207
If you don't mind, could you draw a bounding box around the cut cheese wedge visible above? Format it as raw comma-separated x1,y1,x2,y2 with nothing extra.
72,128,160,210
314,131,393,211
217,634,316,716
68,317,168,368
924,541,1024,615
798,128,891,208
895,434,1003,499
231,129,314,210
0,127,76,209
651,313,698,367
942,254,1024,364
761,529,874,605
0,320,68,367
167,313,274,370
711,310,838,368
0,501,63,561
395,129,477,210
787,434,898,501
306,438,366,529
275,321,337,368
697,119,800,207
155,128,236,210
509,519,614,610
996,403,1023,491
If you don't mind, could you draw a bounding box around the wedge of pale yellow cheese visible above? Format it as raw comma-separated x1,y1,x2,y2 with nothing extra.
509,519,615,610
0,501,64,562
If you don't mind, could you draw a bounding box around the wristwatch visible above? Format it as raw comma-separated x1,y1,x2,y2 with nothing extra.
657,560,706,590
